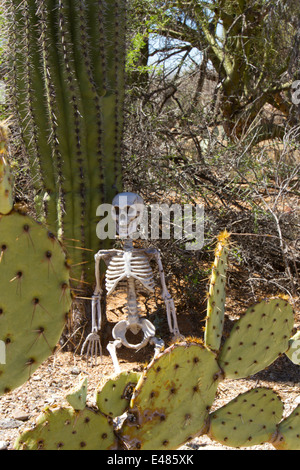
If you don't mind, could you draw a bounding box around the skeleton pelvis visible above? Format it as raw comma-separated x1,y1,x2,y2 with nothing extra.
112,317,156,350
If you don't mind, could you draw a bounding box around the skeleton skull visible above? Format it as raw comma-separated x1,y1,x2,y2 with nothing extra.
111,192,144,239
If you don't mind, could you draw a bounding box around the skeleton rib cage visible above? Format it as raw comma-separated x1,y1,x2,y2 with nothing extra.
105,250,156,296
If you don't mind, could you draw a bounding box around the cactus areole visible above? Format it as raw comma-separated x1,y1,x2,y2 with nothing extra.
4,0,126,283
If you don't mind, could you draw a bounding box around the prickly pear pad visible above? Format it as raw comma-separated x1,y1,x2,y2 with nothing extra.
272,405,300,450
120,341,222,450
218,299,294,379
14,406,117,450
66,376,88,411
0,211,71,395
208,388,284,448
96,371,141,418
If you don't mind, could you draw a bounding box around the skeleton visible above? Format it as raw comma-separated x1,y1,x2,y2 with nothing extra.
81,192,181,373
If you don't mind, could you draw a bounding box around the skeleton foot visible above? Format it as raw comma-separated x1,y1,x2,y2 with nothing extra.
81,332,102,366
149,336,165,358
172,329,185,342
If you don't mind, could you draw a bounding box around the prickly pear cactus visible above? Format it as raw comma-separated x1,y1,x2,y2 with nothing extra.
66,376,88,411
13,229,300,451
208,388,284,448
14,406,117,450
272,405,300,450
96,371,141,419
120,341,222,450
204,230,229,351
0,122,72,396
218,298,294,379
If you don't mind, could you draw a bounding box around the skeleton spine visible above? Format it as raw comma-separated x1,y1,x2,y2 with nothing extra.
4,0,126,282
126,278,141,316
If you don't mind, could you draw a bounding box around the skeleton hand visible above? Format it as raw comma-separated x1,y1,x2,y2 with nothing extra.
81,294,102,365
80,330,102,366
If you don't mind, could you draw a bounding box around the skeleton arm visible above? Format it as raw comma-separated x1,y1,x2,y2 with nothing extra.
81,249,118,363
150,249,181,337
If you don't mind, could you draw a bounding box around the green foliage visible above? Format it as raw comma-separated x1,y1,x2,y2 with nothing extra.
127,0,299,140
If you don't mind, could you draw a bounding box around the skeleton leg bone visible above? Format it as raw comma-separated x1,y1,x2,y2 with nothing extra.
107,339,122,375
154,249,182,339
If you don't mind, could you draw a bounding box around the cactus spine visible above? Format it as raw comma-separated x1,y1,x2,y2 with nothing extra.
4,0,126,282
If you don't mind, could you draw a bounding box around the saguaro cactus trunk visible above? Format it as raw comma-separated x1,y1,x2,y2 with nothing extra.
4,0,126,284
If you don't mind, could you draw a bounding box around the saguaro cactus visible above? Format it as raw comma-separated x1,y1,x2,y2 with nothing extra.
4,0,126,282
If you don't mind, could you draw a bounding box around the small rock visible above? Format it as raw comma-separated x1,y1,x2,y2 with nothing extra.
12,411,30,422
0,441,8,450
0,418,24,429
294,396,300,404
32,375,41,381
71,366,81,375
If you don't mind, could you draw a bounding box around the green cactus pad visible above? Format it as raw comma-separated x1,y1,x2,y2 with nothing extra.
272,405,300,450
66,376,88,411
0,211,71,395
14,406,117,450
204,231,230,351
218,298,294,379
120,341,222,450
285,330,300,365
96,371,141,418
208,388,284,448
